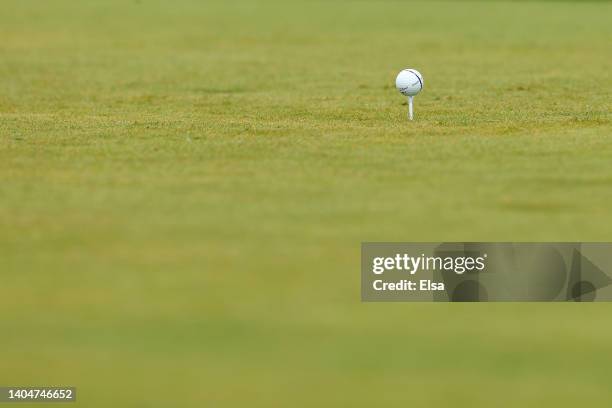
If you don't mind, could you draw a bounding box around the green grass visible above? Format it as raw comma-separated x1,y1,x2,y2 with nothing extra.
1,0,612,406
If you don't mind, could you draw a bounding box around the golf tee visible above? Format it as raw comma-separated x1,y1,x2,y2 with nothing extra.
408,96,414,120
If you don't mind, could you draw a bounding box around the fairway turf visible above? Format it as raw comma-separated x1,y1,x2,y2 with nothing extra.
1,0,612,407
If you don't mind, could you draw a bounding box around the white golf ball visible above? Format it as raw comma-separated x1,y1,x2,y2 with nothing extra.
396,69,424,96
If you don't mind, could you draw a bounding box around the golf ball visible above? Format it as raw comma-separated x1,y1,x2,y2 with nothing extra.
396,69,424,96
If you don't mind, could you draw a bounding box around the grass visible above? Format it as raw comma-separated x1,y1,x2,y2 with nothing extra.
1,0,612,407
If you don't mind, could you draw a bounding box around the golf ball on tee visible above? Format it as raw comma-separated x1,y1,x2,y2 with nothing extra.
396,69,424,96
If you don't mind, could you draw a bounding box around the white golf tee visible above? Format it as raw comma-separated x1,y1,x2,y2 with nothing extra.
408,96,414,121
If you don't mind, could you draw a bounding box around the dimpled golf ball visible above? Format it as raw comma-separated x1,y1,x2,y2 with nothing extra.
395,69,424,97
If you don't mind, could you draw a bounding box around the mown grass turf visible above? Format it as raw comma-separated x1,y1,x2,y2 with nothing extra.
1,0,611,407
